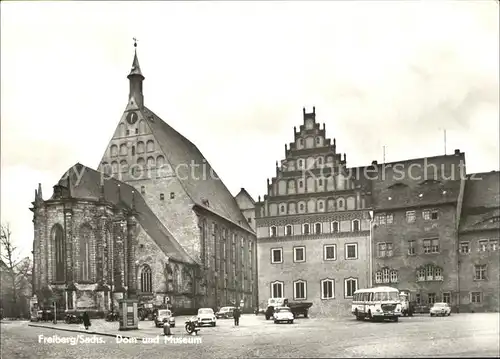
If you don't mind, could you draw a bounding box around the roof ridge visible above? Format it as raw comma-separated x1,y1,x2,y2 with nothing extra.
143,106,252,231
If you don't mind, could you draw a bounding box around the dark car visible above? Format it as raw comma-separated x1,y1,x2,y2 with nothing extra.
215,306,235,319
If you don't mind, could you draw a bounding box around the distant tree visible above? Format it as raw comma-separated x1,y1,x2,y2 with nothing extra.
1,223,32,318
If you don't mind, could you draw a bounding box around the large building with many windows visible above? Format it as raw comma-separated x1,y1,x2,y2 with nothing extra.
458,171,499,312
31,45,257,316
370,152,466,311
255,108,373,316
255,107,499,315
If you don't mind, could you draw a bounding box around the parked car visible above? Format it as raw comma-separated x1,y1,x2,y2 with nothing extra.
273,306,294,324
215,306,235,319
154,309,176,328
430,302,451,317
197,308,216,327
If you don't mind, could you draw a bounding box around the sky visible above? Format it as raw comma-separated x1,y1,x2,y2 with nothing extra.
1,1,499,258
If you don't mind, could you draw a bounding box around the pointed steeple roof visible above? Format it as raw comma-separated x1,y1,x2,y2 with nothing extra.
128,39,144,79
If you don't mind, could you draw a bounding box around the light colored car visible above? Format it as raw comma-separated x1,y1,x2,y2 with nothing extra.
215,306,235,319
197,308,216,327
430,302,451,317
154,309,175,327
273,306,294,324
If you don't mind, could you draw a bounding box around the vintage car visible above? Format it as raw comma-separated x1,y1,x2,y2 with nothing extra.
153,309,176,328
215,306,235,319
273,306,294,324
430,302,451,317
197,308,216,327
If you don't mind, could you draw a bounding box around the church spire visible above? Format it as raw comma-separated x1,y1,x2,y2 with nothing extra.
127,38,145,109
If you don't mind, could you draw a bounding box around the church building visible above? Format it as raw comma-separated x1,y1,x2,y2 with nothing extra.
30,44,257,316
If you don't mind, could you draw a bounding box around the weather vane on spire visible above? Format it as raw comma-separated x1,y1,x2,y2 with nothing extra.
133,37,138,48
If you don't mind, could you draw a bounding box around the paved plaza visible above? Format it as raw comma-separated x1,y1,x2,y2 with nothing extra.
1,313,499,358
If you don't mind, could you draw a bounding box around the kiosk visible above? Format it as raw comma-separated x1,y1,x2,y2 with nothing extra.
119,299,139,331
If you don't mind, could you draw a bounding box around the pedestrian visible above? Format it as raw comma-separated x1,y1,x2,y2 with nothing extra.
82,311,91,330
233,306,241,326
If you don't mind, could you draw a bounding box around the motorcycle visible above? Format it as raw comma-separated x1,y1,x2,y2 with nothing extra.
185,317,200,335
65,314,82,324
105,312,119,322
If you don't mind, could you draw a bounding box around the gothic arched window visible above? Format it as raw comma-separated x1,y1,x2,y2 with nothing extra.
79,224,93,282
140,265,152,293
52,224,65,282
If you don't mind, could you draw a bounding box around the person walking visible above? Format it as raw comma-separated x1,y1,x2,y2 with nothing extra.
82,311,91,330
233,306,241,326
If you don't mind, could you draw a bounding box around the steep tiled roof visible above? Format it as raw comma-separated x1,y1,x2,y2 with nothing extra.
55,164,195,264
368,153,465,210
141,107,253,232
459,171,500,233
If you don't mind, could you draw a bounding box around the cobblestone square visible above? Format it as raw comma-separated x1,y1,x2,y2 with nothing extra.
2,313,499,358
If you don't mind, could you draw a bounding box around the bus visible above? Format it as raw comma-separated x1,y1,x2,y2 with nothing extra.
351,286,402,322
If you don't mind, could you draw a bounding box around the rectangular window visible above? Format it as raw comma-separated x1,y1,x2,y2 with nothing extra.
315,223,322,234
474,264,487,280
416,268,425,281
490,240,498,251
390,270,398,283
377,214,386,225
406,211,416,223
478,240,488,252
442,292,451,304
426,266,434,281
428,293,436,305
460,242,470,254
434,267,443,281
408,240,416,255
293,246,305,263
344,278,358,298
377,242,386,257
431,238,439,253
382,269,390,283
386,214,394,224
303,224,310,235
431,211,439,220
423,239,431,254
423,210,431,220
471,292,482,303
270,226,277,237
271,248,282,264
375,271,382,284
271,282,283,298
324,245,336,261
386,243,393,257
294,281,306,300
321,279,334,299
345,243,358,260
331,222,339,233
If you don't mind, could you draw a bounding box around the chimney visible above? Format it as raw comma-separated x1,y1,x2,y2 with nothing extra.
372,160,378,166
454,149,460,155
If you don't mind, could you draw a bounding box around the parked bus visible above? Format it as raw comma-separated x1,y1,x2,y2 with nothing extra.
351,286,402,322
